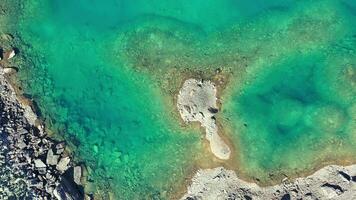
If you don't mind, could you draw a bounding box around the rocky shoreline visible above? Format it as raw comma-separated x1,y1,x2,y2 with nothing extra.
182,165,356,200
178,78,356,200
0,59,85,199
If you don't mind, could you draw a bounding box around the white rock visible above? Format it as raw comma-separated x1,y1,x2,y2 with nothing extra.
8,50,15,59
56,157,70,173
46,149,59,166
34,159,46,168
177,79,231,160
3,67,17,74
73,166,82,185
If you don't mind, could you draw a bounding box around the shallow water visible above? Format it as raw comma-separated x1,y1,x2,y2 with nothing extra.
12,0,356,198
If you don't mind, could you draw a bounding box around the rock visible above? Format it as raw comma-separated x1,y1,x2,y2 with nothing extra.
3,67,18,74
3,49,16,60
56,157,70,173
34,159,46,168
73,166,82,185
177,79,231,160
54,175,84,200
46,149,59,166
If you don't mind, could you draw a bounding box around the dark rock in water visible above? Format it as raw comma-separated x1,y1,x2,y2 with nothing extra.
208,107,219,114
281,193,291,200
54,170,85,200
56,142,65,154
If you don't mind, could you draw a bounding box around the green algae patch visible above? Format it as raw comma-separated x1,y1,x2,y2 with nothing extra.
222,52,356,183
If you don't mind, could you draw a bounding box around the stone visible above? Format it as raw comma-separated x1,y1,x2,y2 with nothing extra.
8,50,15,59
2,49,15,60
46,149,59,166
34,159,46,168
56,157,70,173
73,166,82,185
177,79,231,160
3,67,18,74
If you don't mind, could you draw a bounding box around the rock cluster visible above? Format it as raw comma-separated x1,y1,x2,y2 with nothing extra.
177,78,231,160
182,165,356,200
0,67,84,199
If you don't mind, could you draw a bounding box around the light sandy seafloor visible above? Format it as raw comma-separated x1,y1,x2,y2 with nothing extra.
178,79,356,200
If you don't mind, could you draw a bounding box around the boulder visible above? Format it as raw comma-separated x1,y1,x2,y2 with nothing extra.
73,166,82,185
3,67,18,74
46,149,59,166
34,159,46,168
0,33,14,41
3,49,15,60
56,157,70,173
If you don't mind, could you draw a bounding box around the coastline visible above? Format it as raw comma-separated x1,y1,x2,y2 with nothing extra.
176,77,356,199
0,64,85,198
182,164,356,200
1,0,355,199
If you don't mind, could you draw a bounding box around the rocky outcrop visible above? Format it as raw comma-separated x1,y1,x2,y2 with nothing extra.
0,67,84,199
177,79,231,160
182,165,356,200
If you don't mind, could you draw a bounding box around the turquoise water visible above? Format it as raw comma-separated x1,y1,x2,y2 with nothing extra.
224,52,355,182
12,0,356,198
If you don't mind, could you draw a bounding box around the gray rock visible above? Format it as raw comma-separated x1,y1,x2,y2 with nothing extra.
3,67,17,74
56,157,70,173
73,166,82,185
34,159,46,168
46,149,59,166
177,79,231,160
